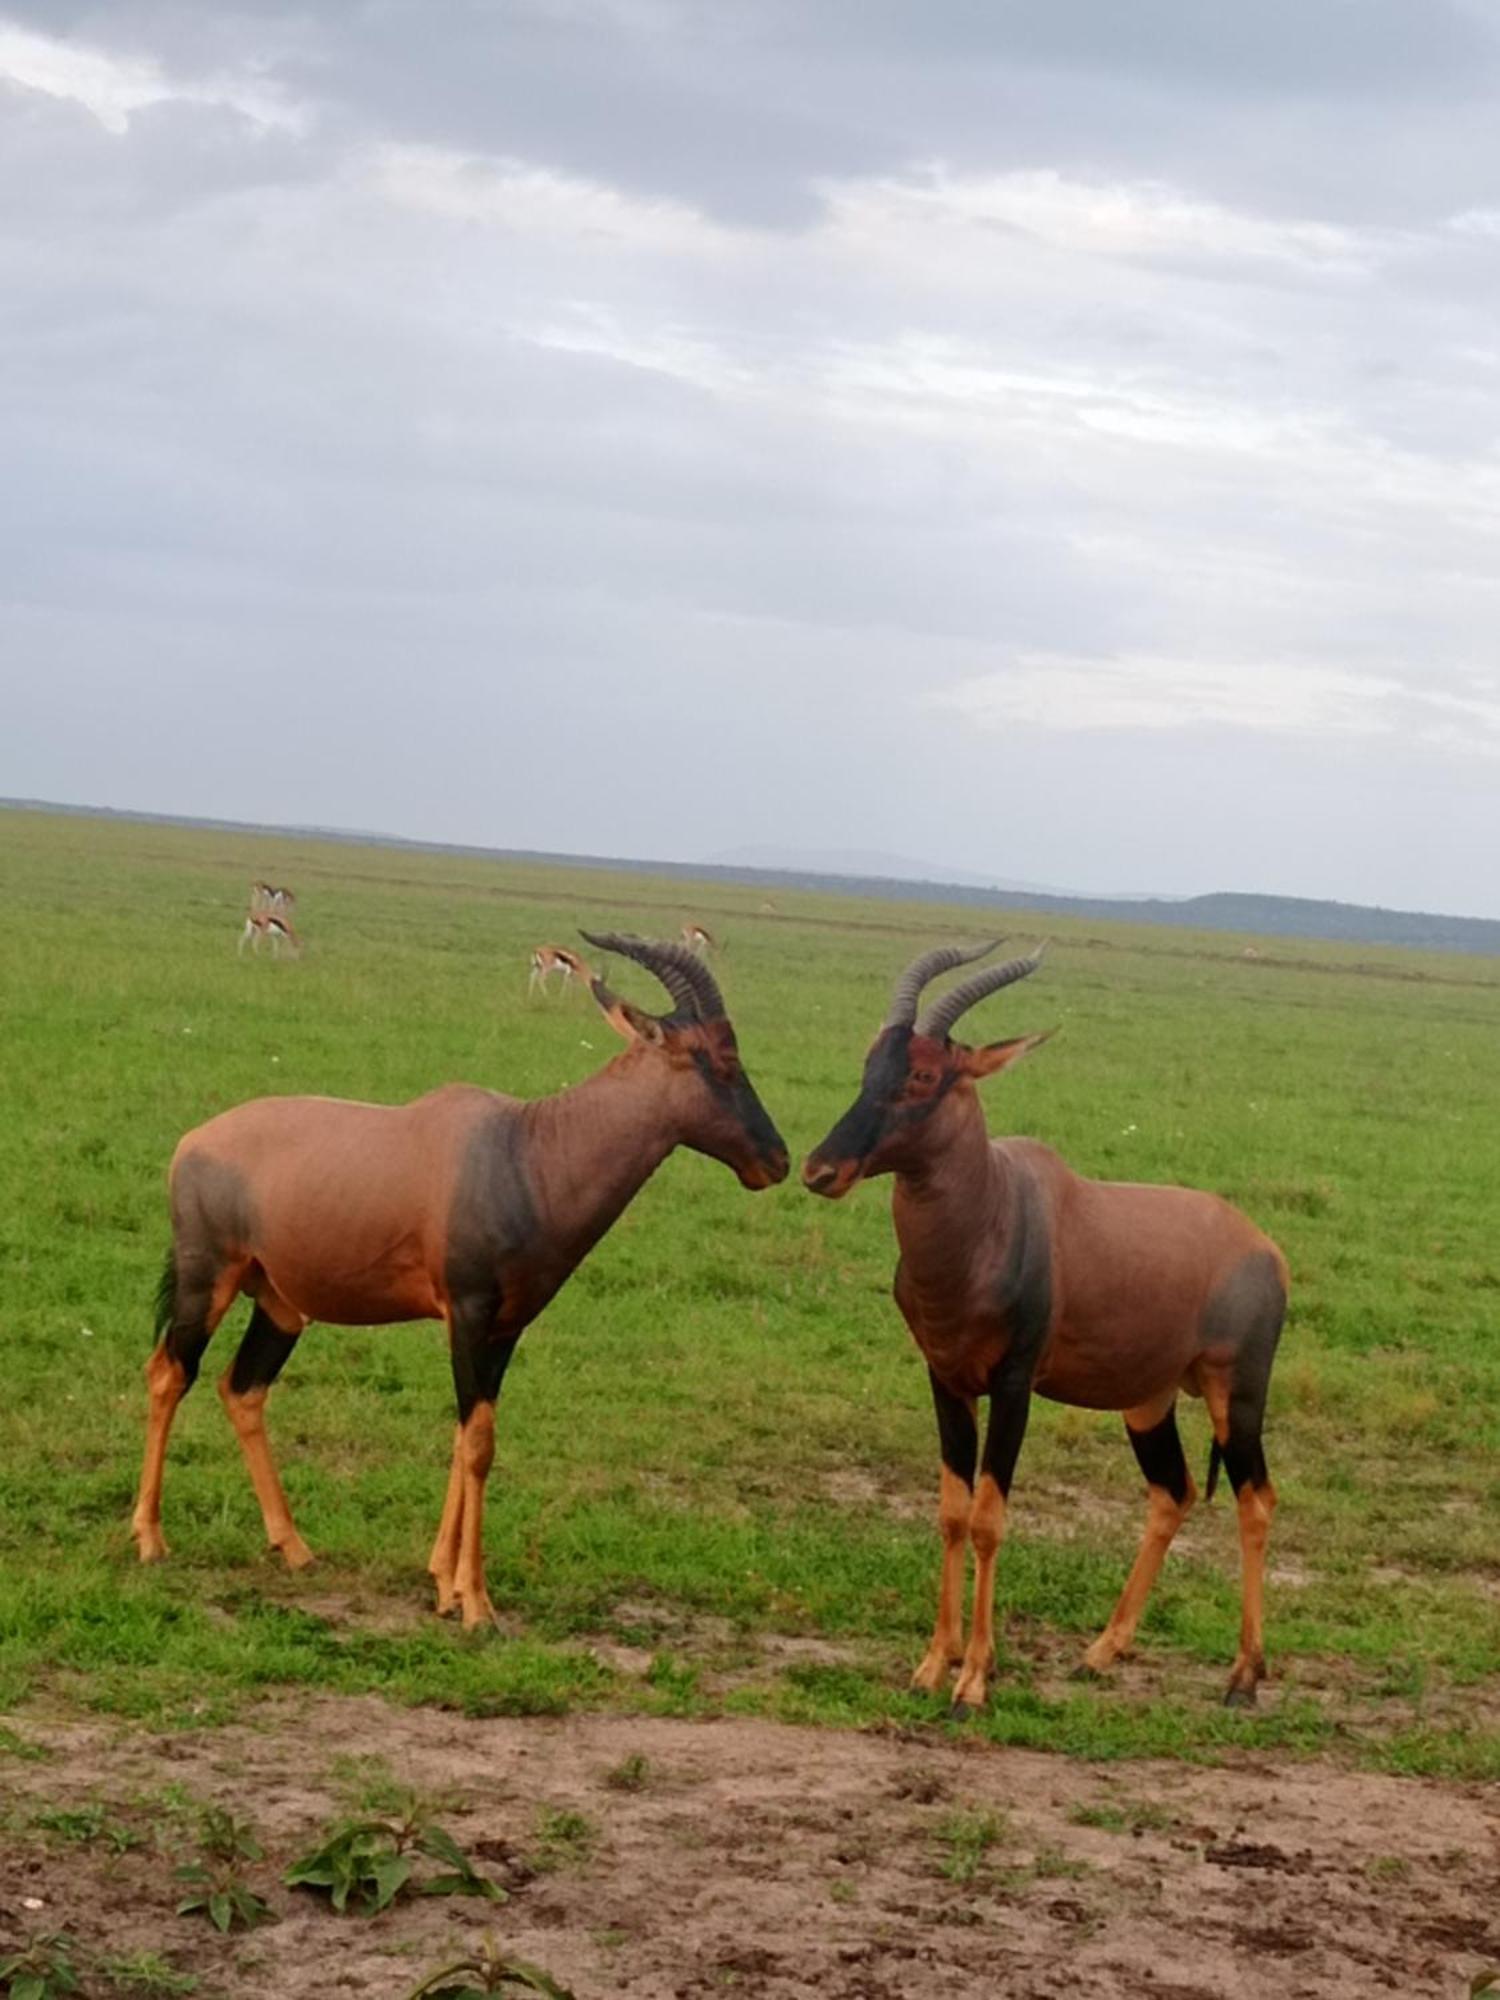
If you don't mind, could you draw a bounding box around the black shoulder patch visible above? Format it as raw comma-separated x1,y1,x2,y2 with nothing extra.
993,1156,1052,1380
443,1109,540,1313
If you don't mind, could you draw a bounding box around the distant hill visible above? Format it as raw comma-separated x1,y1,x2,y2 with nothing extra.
706,845,1077,896
6,796,1500,957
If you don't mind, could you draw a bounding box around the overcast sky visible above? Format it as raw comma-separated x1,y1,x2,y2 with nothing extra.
3,3,1500,912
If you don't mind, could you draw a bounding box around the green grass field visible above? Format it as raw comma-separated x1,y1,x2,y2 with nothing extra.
2,805,1497,1775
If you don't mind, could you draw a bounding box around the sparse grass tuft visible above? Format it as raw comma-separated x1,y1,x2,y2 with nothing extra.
603,1752,651,1792
530,1807,598,1872
933,1808,1008,1884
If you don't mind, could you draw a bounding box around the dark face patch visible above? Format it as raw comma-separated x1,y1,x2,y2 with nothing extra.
680,1020,788,1188
802,1028,961,1196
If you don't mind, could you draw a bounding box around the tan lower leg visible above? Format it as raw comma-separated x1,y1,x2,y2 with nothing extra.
217,1376,312,1567
1227,1481,1276,1701
455,1404,498,1629
953,1474,1006,1710
428,1426,465,1615
1083,1480,1196,1672
911,1467,971,1692
131,1346,188,1561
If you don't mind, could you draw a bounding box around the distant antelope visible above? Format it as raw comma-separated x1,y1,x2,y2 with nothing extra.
682,923,717,955
238,910,302,958
528,945,586,997
131,934,788,1627
250,881,296,914
803,941,1287,1713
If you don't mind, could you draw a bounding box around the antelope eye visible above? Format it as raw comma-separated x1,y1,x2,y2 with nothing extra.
911,1069,936,1088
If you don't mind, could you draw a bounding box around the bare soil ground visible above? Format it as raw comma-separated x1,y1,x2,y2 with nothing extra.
2,1698,1498,1999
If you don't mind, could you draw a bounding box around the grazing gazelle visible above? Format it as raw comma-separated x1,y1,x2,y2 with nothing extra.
131,933,788,1628
682,923,717,956
803,941,1287,1713
528,944,586,996
238,910,302,958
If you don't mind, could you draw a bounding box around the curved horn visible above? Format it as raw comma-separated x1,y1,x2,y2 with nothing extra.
885,939,1003,1027
579,930,726,1019
917,942,1049,1042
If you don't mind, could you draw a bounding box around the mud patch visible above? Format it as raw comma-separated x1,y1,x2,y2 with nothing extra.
1,1698,1497,1998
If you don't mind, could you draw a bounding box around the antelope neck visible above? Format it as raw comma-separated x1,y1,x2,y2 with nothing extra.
522,1053,681,1262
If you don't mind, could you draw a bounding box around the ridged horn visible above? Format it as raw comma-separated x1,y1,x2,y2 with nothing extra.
884,940,1003,1027
579,930,726,1020
916,942,1049,1042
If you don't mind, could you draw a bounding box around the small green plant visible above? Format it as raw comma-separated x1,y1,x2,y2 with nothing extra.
603,1752,650,1793
33,1802,140,1854
0,1931,83,1999
933,1808,1008,1885
286,1798,504,1915
175,1807,274,1934
1365,1853,1411,1882
97,1952,198,1995
530,1807,597,1873
404,1934,575,1997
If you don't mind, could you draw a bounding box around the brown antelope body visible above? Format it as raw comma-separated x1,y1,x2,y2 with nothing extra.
239,910,302,957
528,944,586,996
132,935,788,1626
803,942,1286,1712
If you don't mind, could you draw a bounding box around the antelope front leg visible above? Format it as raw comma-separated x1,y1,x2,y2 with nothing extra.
951,1370,1032,1716
444,1309,518,1630
911,1373,977,1693
428,1426,465,1616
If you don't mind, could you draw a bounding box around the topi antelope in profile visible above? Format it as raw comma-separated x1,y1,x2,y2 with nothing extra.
131,934,788,1627
238,910,302,958
528,944,586,997
803,941,1287,1713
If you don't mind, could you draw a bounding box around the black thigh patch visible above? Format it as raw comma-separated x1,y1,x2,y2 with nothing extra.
171,1152,257,1261
1127,1408,1190,1506
227,1305,300,1397
163,1324,213,1390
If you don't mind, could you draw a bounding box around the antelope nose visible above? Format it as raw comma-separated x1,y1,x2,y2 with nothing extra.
802,1157,839,1195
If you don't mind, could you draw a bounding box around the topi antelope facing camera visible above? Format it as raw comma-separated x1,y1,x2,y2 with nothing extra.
131,933,789,1628
803,941,1287,1715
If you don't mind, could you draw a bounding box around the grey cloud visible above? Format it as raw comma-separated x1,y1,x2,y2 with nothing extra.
3,4,1500,912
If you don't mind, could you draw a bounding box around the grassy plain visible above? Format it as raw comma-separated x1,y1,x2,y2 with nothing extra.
1,805,1497,1777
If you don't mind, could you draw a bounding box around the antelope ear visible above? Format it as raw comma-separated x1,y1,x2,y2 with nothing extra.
959,1029,1053,1079
589,978,666,1045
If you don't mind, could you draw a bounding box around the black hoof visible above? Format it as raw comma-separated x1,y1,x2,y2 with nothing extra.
1223,1683,1257,1709
949,1700,974,1722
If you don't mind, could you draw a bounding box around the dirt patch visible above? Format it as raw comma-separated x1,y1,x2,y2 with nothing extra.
2,1698,1497,1999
